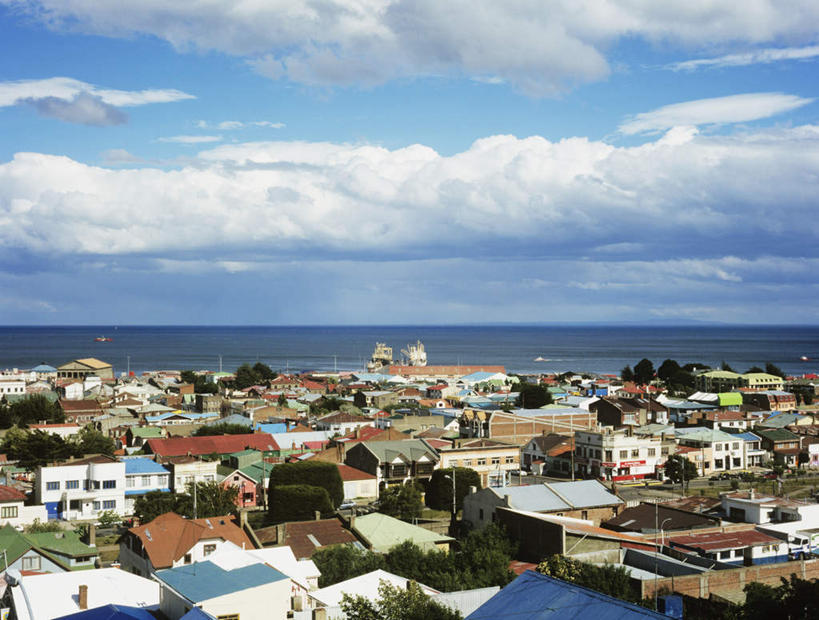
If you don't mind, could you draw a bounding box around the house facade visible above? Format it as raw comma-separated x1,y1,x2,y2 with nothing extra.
573,428,667,481
35,455,126,521
344,439,439,487
437,439,520,487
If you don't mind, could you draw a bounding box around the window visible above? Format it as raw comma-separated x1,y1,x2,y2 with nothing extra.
217,615,239,620
714,459,723,469
69,500,81,510
141,476,151,485
619,450,628,459
476,459,486,466
715,443,722,452
158,475,169,486
734,549,743,557
491,457,500,465
66,480,79,490
93,501,100,510
204,544,217,556
1,506,18,519
505,457,515,464
661,447,669,455
463,460,472,467
21,556,41,571
103,480,116,489
605,450,613,461
126,478,135,488
103,500,116,510
631,449,639,458
184,553,192,564
732,443,739,450
719,551,731,559
46,481,60,491
581,510,588,520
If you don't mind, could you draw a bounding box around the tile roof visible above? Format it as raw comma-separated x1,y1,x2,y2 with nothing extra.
155,560,286,602
74,358,112,369
145,433,279,457
129,512,254,569
282,518,358,559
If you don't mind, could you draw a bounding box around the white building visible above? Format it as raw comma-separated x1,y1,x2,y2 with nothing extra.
162,456,219,492
0,486,47,528
0,376,26,396
35,455,126,521
28,423,82,440
573,427,666,481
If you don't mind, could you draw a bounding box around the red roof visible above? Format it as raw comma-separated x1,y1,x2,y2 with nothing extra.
0,485,27,502
146,433,279,457
337,463,376,481
668,528,780,551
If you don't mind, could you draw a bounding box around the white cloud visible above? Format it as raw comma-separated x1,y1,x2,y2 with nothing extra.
0,77,194,107
196,120,285,130
2,125,819,262
618,93,813,135
667,45,819,71
157,135,223,144
101,149,146,165
9,1,819,95
0,77,194,125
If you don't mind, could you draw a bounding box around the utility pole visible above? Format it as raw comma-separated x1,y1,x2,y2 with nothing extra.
654,500,659,611
193,480,197,520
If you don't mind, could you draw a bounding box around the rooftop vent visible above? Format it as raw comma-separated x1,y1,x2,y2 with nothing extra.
145,529,152,541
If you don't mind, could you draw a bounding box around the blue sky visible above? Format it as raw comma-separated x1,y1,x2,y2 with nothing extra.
1,1,818,325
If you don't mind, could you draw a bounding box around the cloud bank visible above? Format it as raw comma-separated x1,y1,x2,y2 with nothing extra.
668,45,819,71
2,125,818,264
9,1,819,95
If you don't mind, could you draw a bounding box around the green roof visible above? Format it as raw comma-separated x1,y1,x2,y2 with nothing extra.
352,513,454,553
755,428,799,441
717,392,743,407
0,524,35,566
26,530,98,558
130,427,163,438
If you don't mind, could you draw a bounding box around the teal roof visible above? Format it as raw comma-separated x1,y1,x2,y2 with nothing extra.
156,561,286,602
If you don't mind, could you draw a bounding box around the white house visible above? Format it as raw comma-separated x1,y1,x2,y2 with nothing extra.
123,456,172,515
28,423,82,440
0,376,26,396
35,455,126,521
0,486,47,528
155,559,290,620
162,456,219,492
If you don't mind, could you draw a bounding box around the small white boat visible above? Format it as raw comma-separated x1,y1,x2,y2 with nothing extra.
534,356,547,362
801,356,810,362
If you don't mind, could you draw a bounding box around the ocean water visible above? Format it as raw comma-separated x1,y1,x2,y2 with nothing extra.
0,325,817,377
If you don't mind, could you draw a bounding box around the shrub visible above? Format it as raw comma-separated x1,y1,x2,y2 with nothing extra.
268,461,343,508
269,485,333,523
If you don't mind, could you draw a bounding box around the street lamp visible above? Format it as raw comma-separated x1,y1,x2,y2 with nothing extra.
443,471,456,517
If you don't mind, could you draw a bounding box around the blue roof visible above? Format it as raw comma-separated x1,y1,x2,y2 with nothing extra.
31,364,57,372
123,458,170,475
54,605,157,620
155,561,287,602
734,432,761,442
466,571,668,619
181,609,216,620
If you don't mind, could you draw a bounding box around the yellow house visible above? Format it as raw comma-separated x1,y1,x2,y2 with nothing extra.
438,438,520,487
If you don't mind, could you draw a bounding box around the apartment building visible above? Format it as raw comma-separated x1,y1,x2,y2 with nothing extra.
573,427,667,481
35,455,126,520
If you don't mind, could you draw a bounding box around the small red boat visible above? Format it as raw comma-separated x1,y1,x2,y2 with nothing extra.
94,336,113,342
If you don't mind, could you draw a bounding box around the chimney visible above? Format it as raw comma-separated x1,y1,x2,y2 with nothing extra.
469,485,477,495
314,510,321,521
276,523,285,544
750,488,755,500
78,585,88,610
504,494,511,507
88,524,96,547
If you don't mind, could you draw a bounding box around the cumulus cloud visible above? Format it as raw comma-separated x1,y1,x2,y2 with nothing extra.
2,126,819,265
8,1,819,95
618,93,814,135
157,135,223,144
667,45,819,71
0,76,194,125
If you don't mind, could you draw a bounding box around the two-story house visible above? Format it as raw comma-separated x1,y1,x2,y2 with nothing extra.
437,438,519,487
344,439,439,487
35,455,125,521
755,428,803,467
123,457,172,515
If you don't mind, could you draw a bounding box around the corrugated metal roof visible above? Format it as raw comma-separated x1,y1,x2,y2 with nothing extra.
466,570,668,619
547,480,623,509
490,485,569,512
156,561,286,602
123,458,169,475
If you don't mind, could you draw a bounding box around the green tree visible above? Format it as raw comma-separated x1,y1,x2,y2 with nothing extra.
380,483,423,521
0,394,63,428
268,461,344,508
455,523,516,589
683,362,711,372
268,484,333,523
72,426,115,456
425,468,481,512
234,364,261,389
621,365,634,382
133,490,192,523
97,510,121,527
633,358,655,385
341,580,462,620
189,481,238,518
536,555,639,604
353,390,367,409
742,576,819,620
277,393,287,407
515,383,553,409
656,359,681,382
193,423,251,436
6,429,75,470
746,366,765,374
663,454,699,484
765,362,786,379
721,361,736,372
252,362,277,382
313,544,387,587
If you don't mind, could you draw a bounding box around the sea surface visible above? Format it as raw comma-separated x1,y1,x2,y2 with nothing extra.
1,325,818,378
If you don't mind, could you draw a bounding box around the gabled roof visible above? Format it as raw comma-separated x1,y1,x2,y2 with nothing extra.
354,439,439,463
337,463,376,481
466,570,667,619
145,433,279,457
155,560,286,603
352,513,454,553
311,569,439,607
0,484,27,502
73,358,112,369
280,518,358,559
129,512,254,569
54,604,158,620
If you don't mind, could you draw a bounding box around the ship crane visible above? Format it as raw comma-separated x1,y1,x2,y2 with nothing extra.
400,340,428,367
